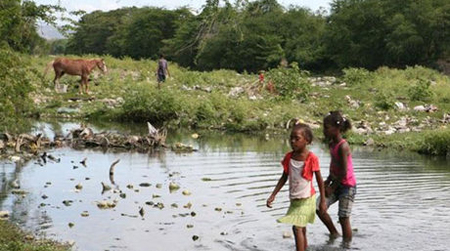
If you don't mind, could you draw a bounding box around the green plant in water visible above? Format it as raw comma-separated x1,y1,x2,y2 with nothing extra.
418,129,450,156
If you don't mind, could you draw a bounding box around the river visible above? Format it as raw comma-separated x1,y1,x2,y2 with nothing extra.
1,122,449,251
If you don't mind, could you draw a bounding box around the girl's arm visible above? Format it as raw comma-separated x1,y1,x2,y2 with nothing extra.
266,172,288,208
315,170,327,213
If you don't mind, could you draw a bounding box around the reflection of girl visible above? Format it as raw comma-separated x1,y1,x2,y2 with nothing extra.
267,123,326,251
317,111,357,242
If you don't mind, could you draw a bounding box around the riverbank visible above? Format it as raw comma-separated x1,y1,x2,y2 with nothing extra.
8,55,449,156
0,220,71,251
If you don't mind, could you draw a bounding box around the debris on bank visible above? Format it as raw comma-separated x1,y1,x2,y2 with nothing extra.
0,122,167,157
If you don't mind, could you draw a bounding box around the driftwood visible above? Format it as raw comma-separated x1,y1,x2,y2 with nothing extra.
1,122,167,158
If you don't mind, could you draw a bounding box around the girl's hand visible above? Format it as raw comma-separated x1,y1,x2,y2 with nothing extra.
266,195,275,208
325,185,335,197
318,200,327,214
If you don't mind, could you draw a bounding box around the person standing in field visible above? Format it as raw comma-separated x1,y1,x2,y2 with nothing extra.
317,111,357,242
156,54,170,88
267,123,326,251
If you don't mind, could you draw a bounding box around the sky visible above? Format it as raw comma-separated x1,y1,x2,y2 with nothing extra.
33,0,332,14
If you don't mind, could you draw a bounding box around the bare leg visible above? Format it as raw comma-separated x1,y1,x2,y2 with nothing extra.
317,210,340,238
339,217,352,242
302,227,307,250
293,226,306,251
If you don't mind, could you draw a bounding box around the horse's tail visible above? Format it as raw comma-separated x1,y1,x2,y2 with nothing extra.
43,60,55,77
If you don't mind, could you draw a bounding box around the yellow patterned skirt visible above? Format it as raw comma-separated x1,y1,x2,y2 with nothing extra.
277,195,316,227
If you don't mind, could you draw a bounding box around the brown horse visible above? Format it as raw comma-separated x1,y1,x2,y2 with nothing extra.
44,57,107,94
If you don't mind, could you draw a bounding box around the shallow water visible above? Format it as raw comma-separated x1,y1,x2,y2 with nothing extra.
1,124,450,251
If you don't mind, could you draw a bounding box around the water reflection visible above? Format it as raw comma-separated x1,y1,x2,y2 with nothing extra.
0,122,449,251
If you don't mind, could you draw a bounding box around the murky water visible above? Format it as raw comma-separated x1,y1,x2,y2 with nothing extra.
1,123,450,251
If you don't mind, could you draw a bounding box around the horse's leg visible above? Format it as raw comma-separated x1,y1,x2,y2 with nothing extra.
80,75,88,94
53,71,63,91
85,77,90,94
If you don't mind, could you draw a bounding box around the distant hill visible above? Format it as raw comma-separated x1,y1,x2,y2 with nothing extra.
37,24,65,40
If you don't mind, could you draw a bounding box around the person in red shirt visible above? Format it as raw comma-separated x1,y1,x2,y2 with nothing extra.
267,123,326,251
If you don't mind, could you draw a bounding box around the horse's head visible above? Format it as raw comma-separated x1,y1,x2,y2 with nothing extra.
96,59,107,73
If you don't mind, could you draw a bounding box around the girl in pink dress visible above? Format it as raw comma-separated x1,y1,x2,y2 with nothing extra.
317,111,357,242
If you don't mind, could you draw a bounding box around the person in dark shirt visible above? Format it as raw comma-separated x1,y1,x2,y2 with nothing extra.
156,54,170,88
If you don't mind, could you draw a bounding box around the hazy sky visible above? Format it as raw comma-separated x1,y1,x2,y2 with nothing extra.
34,0,332,14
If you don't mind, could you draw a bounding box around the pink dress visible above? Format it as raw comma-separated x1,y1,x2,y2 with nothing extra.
330,139,356,187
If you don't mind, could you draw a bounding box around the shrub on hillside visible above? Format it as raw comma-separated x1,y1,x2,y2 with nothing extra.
267,62,310,101
120,85,182,123
408,78,434,102
342,67,372,86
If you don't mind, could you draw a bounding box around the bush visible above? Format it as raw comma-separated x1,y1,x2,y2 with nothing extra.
418,129,450,156
0,48,36,131
342,67,372,86
267,62,310,101
408,78,434,102
374,91,395,110
120,85,182,123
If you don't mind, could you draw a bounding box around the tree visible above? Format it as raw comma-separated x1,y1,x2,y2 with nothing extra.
0,0,61,53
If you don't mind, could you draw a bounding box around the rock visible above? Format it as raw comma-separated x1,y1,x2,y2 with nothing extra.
182,190,192,196
80,211,89,217
183,202,192,209
414,105,426,112
169,182,180,192
191,133,199,139
228,87,244,97
364,138,375,146
63,200,73,206
283,231,292,239
75,183,83,190
0,211,9,219
68,222,75,228
139,182,151,187
192,235,199,241
101,182,111,193
394,101,407,111
10,179,20,189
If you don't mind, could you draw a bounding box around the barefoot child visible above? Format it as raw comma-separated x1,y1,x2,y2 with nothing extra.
317,111,357,242
267,123,326,251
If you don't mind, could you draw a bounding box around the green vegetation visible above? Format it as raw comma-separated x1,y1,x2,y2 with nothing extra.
47,0,450,73
0,220,70,251
0,49,36,131
20,55,447,158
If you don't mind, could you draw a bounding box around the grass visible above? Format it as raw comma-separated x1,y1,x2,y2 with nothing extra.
0,220,71,251
10,55,450,156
